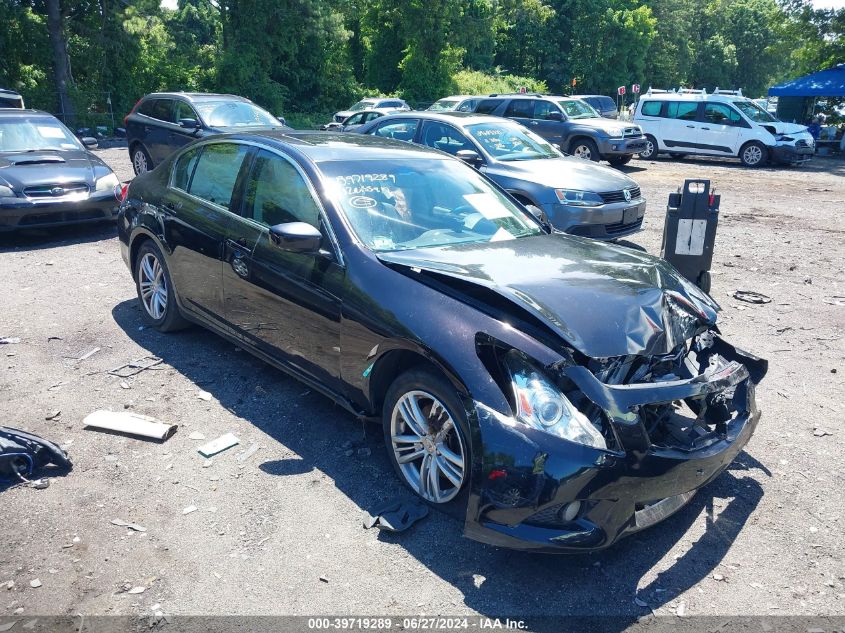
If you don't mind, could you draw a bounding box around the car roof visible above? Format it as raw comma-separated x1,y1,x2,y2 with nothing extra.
141,92,252,103
434,95,481,100
639,92,747,103
212,130,450,162
570,94,610,99
0,109,57,119
369,111,519,127
0,88,23,96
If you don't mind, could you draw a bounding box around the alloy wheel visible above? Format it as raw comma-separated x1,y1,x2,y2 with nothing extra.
742,145,763,166
641,140,655,158
138,252,167,320
572,144,592,160
133,150,148,174
390,390,466,504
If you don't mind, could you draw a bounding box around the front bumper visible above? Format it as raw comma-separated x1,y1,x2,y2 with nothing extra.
463,337,767,552
596,135,648,157
770,143,814,165
544,199,646,240
0,192,118,231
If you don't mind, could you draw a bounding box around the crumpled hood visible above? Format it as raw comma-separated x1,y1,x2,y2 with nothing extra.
764,121,810,136
378,233,719,359
0,149,107,190
494,157,638,191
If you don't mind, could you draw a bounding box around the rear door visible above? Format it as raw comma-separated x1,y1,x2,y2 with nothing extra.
661,101,702,153
145,99,176,164
163,141,252,327
223,148,345,392
502,99,534,127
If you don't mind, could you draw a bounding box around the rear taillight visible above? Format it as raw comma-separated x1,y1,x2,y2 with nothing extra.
115,183,129,202
124,98,142,127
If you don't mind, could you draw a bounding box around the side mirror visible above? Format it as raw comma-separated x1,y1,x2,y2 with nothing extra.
276,115,287,126
456,149,483,167
179,118,200,129
525,204,552,230
547,111,564,122
268,222,322,253
81,136,98,148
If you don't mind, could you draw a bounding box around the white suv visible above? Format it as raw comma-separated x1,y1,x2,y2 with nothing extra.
633,89,814,167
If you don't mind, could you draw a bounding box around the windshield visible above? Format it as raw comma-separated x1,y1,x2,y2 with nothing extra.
732,99,778,123
320,158,543,252
557,100,600,119
350,100,377,112
0,117,81,152
195,101,280,128
467,122,560,161
428,99,459,112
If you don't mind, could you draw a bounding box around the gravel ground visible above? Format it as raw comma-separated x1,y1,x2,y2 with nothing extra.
0,145,843,628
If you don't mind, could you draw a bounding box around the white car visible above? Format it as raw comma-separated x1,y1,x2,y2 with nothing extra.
634,89,814,167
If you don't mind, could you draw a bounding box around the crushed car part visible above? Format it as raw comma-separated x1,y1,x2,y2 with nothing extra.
0,426,71,484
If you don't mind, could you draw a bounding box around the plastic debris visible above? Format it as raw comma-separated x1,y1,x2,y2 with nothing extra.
813,427,832,437
0,426,72,485
197,433,239,457
182,505,198,515
29,580,41,589
0,337,21,345
188,432,206,441
44,410,61,421
83,410,177,441
237,443,260,463
110,519,146,532
363,498,429,532
197,390,213,402
733,290,772,304
108,355,163,378
68,347,100,362
127,586,145,594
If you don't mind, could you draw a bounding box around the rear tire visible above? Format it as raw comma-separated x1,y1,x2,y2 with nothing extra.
382,368,470,514
739,141,767,167
568,138,600,162
638,135,659,160
134,241,188,332
131,145,153,175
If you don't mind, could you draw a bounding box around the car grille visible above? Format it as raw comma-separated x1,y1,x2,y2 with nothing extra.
24,183,90,198
623,127,641,137
605,216,643,236
599,186,641,204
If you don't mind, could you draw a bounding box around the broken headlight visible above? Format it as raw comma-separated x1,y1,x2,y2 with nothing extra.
504,350,607,450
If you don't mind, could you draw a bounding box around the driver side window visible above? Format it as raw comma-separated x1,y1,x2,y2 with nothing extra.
244,150,321,229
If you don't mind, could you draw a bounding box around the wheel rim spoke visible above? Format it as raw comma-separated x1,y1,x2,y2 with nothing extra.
436,456,462,488
439,445,463,469
397,448,425,464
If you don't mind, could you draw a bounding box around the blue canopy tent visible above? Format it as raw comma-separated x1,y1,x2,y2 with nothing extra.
769,64,845,124
769,64,845,97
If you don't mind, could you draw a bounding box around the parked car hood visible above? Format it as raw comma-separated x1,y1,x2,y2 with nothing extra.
0,148,110,189
575,118,634,135
765,121,810,136
491,157,638,192
378,233,719,359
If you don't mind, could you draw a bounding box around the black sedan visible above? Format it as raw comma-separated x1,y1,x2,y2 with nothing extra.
118,131,767,552
0,110,120,231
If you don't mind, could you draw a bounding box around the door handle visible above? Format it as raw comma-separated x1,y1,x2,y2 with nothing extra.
529,120,538,125
686,125,695,128
700,127,711,130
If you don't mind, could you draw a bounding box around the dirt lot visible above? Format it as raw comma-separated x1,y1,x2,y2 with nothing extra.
0,146,843,629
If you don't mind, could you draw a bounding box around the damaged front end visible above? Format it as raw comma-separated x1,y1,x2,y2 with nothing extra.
465,329,767,552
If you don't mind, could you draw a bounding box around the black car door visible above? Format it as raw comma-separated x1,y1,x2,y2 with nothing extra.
223,147,345,393
145,99,176,165
162,141,252,329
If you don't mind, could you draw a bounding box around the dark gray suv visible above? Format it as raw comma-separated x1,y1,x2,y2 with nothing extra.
356,112,646,240
473,94,646,166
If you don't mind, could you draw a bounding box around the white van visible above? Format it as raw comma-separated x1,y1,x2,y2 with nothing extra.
633,88,814,167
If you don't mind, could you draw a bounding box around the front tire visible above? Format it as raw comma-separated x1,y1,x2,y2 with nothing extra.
134,241,188,332
568,138,600,162
739,141,767,167
131,145,153,175
638,135,658,160
383,368,470,508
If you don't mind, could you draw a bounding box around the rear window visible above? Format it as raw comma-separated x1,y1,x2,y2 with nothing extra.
504,100,534,118
640,101,662,116
666,102,699,120
141,99,175,123
474,99,503,115
594,96,615,111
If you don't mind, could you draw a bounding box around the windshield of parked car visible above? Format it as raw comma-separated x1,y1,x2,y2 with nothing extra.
732,98,778,123
195,101,280,128
467,122,560,161
427,99,459,111
319,158,543,252
0,116,82,152
557,99,600,119
350,100,378,112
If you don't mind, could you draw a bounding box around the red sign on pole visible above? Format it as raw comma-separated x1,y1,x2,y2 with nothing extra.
632,83,640,94
617,86,626,95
